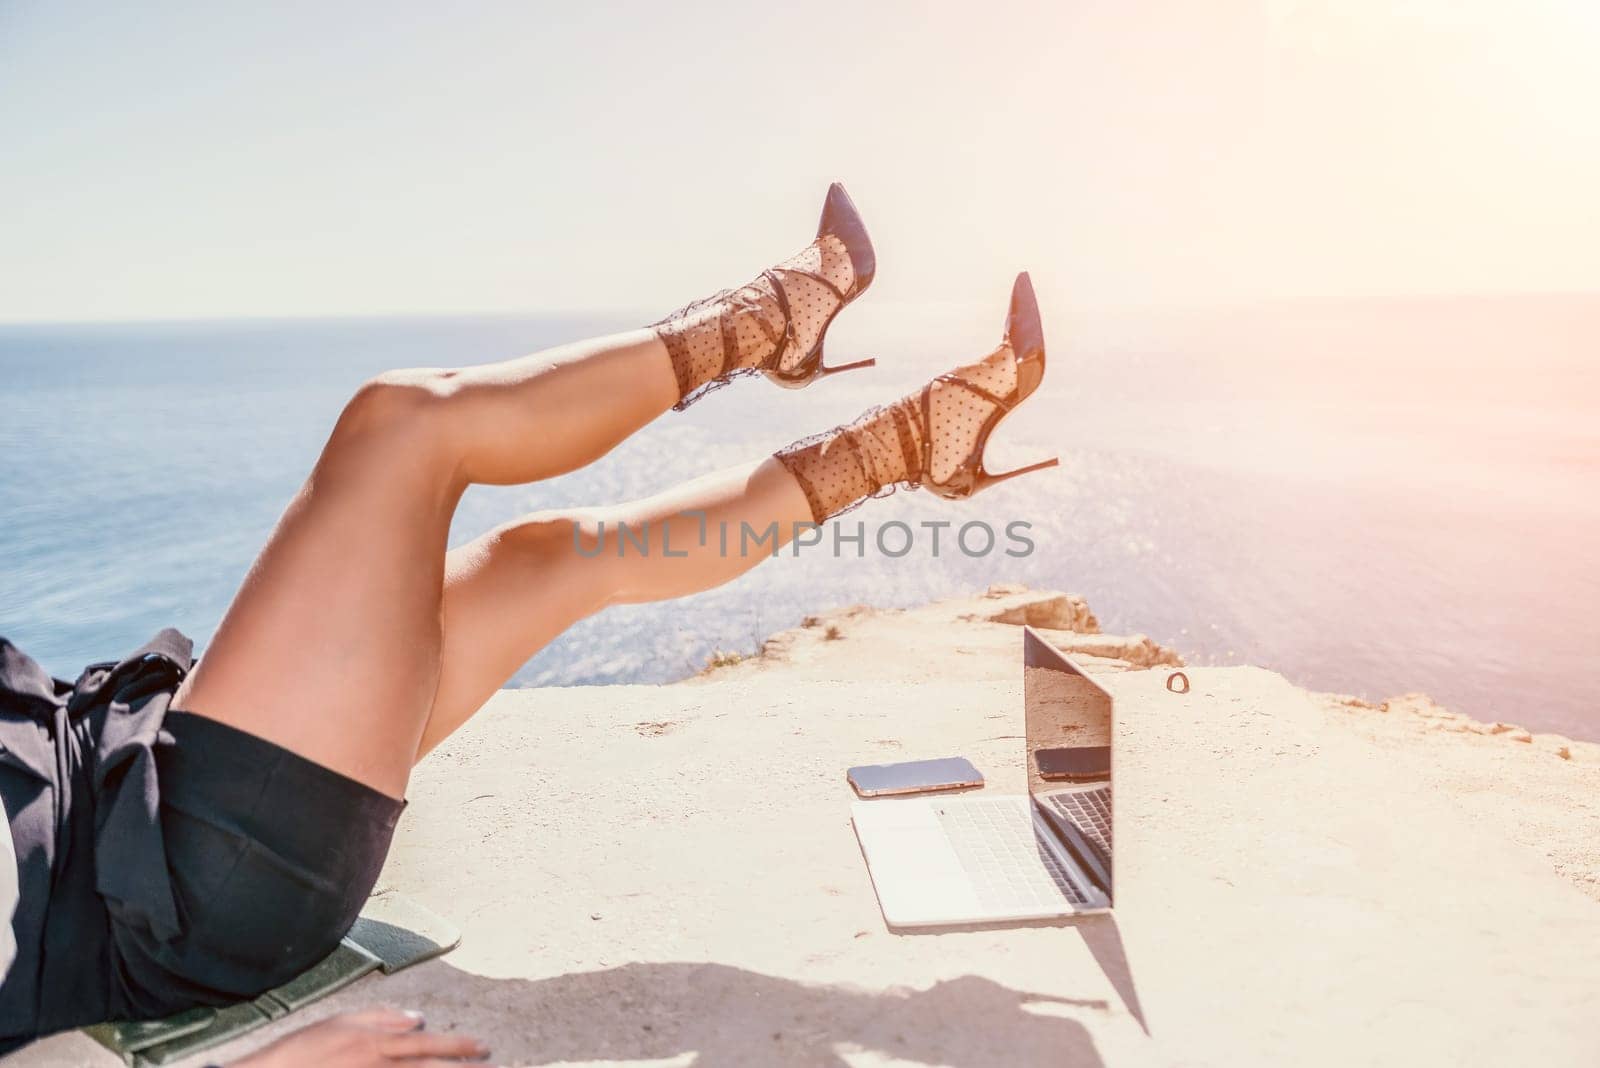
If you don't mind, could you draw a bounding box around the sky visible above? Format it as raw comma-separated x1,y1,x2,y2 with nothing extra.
1,0,1598,323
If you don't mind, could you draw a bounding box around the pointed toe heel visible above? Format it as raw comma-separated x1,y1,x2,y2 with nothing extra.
921,271,1059,501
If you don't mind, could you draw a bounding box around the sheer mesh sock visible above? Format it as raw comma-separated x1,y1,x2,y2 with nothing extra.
775,401,922,524
654,236,855,408
775,343,1020,522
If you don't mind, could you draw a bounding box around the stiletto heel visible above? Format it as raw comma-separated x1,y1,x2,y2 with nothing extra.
922,272,1059,501
770,353,875,389
972,456,1061,493
817,354,877,377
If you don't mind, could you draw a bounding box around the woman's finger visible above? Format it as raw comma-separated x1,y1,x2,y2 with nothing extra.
344,1006,427,1032
377,1029,491,1061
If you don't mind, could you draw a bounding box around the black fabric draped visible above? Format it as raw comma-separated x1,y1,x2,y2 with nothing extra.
0,629,192,1043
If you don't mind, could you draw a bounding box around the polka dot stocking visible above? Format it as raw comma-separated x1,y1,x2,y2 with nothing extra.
654,235,855,408
775,343,1020,522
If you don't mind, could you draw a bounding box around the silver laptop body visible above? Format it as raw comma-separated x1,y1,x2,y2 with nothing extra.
851,626,1115,927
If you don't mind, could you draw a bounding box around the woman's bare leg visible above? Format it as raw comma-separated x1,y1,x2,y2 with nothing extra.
420,457,813,755
417,292,1051,756
171,330,679,799
173,195,874,799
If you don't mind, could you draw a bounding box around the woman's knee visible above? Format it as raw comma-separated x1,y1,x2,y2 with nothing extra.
493,510,608,563
489,510,631,599
331,368,463,449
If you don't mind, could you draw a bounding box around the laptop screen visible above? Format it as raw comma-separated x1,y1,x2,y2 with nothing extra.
1024,625,1114,897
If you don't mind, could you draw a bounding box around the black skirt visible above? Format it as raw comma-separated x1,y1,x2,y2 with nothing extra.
0,630,405,1046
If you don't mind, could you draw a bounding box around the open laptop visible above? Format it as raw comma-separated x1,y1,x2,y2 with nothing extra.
851,626,1115,926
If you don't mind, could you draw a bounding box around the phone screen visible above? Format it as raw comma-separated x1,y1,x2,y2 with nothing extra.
847,756,983,797
1034,745,1111,781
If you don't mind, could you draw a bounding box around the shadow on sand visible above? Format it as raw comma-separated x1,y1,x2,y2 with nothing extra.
403,961,1108,1067
890,911,1146,1034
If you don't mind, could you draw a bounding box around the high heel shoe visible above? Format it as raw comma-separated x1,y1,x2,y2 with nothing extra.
654,182,877,409
772,271,1059,524
919,271,1059,499
763,181,877,388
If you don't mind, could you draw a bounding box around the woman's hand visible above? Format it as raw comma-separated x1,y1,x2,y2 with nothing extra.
225,1007,494,1066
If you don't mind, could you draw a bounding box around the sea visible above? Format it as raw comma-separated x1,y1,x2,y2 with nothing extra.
3,295,1597,740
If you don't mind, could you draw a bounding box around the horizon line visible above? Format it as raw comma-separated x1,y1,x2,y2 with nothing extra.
3,288,1600,331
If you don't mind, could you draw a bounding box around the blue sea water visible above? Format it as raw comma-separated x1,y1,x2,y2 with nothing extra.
3,299,1597,739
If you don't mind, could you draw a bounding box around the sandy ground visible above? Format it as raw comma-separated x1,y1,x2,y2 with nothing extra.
9,586,1599,1067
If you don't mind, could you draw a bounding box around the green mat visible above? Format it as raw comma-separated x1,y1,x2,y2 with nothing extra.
84,892,460,1067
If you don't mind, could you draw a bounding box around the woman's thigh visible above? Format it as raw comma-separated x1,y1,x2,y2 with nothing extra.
171,379,462,799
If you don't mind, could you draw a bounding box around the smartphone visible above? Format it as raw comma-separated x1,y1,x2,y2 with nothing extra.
1034,746,1110,782
847,756,983,798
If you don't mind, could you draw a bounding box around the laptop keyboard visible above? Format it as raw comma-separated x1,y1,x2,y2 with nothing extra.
934,797,1091,910
1039,784,1113,864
